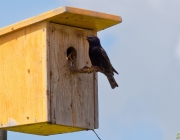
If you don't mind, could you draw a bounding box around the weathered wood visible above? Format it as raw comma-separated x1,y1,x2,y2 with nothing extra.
49,23,97,129
68,58,99,129
94,72,99,129
93,31,99,129
0,6,122,36
0,130,7,140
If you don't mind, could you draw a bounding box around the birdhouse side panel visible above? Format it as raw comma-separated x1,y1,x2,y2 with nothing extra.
48,23,98,129
0,21,48,128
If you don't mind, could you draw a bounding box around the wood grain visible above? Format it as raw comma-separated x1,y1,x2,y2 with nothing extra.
0,21,48,127
0,6,122,36
49,23,97,129
93,29,99,129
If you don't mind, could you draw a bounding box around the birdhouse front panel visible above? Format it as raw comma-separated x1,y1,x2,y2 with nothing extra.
48,23,98,129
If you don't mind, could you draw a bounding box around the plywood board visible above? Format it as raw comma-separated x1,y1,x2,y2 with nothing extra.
0,6,122,36
1,123,84,136
0,21,48,127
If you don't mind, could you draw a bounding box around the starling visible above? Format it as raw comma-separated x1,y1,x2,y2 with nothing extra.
86,35,118,89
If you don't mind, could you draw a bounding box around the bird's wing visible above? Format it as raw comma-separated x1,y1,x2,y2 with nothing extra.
100,47,118,74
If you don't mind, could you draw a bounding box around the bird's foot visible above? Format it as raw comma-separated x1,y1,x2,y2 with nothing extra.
87,67,94,73
82,66,101,73
69,65,102,74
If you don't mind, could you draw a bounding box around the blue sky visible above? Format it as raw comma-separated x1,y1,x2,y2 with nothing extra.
1,0,180,140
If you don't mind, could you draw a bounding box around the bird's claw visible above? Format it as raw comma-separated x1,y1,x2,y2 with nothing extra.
68,65,102,74
87,67,94,73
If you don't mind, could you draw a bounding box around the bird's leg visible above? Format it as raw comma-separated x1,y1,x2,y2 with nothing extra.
69,66,91,73
86,66,99,73
82,66,90,69
86,67,94,73
69,65,101,74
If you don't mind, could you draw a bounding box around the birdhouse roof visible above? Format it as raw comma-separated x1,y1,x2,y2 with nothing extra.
0,6,122,36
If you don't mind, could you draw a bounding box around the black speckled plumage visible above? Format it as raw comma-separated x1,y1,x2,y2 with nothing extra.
86,35,118,89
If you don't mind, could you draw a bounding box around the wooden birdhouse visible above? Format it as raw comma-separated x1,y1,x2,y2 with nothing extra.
0,6,122,135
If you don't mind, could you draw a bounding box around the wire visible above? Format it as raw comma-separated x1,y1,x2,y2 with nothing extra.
92,129,101,140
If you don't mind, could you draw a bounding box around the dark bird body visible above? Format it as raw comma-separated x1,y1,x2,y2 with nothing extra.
86,36,118,89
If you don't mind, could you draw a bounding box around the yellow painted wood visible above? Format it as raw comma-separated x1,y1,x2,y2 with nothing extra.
0,21,48,128
1,123,84,136
0,6,122,36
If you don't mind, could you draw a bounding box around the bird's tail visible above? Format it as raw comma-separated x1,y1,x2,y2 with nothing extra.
107,75,118,89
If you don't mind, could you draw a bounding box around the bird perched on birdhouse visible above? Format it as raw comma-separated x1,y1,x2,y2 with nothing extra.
0,6,122,136
86,36,118,89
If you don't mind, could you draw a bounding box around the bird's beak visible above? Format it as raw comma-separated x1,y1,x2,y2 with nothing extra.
83,36,87,40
